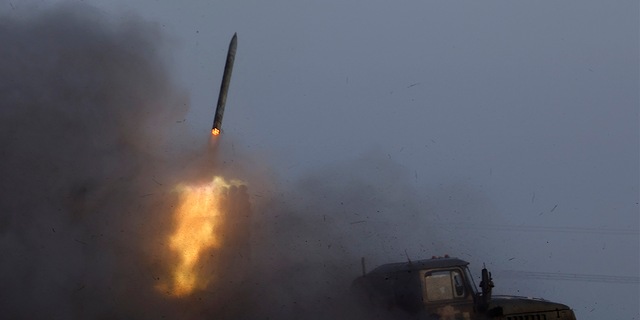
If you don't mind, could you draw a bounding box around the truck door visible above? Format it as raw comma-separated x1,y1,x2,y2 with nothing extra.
420,269,475,320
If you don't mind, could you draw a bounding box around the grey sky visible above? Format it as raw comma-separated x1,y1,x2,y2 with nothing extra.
3,0,638,319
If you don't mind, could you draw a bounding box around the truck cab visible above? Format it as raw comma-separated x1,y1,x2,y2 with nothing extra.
351,256,576,320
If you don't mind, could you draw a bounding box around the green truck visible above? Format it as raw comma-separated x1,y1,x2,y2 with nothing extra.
352,256,576,320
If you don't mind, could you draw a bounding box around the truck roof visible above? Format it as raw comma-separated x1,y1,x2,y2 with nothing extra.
368,257,469,275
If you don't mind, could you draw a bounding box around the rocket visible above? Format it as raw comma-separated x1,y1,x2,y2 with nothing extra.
212,33,238,136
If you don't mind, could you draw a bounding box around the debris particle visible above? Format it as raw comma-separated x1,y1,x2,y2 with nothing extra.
75,239,88,246
152,178,162,186
350,220,366,225
407,83,420,88
52,227,55,233
550,205,557,212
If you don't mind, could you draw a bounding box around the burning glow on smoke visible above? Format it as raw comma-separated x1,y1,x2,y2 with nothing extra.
157,176,239,297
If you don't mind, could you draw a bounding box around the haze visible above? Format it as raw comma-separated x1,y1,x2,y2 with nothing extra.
1,1,637,319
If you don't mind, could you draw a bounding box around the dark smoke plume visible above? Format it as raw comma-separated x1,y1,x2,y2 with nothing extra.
0,4,493,319
0,4,194,318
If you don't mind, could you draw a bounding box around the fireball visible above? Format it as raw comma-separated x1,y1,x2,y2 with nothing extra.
158,176,239,297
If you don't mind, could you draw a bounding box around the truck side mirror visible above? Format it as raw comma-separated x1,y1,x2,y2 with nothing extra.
477,267,494,312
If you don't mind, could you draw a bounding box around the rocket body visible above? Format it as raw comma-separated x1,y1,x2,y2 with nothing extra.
212,33,237,135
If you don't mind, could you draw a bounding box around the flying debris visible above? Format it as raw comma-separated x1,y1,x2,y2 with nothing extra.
212,33,238,136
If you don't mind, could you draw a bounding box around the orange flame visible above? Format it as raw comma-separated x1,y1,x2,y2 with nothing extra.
157,176,239,297
212,128,220,136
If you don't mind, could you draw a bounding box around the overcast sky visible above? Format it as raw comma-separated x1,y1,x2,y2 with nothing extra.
3,0,639,319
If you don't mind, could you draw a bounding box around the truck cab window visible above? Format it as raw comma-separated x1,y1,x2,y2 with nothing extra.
421,270,466,302
452,271,465,297
423,271,453,301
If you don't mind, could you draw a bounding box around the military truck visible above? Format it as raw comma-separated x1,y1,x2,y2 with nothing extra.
352,256,576,320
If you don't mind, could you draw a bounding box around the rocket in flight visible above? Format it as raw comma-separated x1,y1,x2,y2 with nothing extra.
212,33,237,136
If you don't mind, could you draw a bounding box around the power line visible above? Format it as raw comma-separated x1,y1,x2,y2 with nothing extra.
497,270,639,284
440,223,639,235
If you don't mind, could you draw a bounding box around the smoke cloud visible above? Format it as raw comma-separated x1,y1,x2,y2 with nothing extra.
0,4,193,318
0,4,491,319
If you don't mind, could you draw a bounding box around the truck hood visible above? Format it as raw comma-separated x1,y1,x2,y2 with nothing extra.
490,295,571,314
